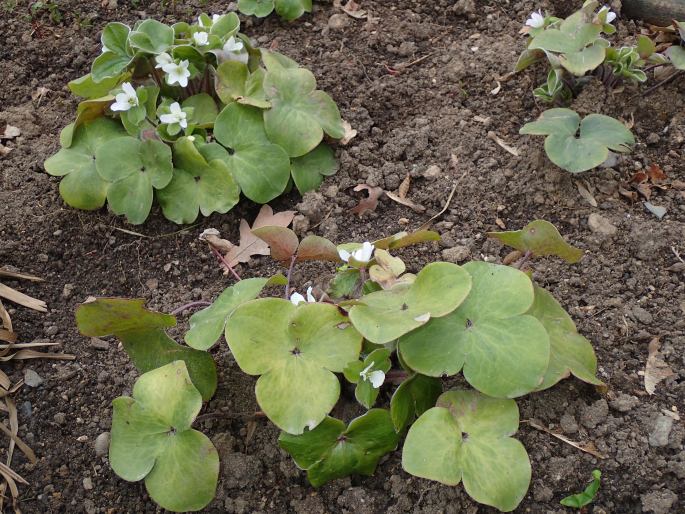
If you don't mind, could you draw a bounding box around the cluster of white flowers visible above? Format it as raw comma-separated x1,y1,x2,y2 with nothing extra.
160,102,188,129
338,241,375,265
155,53,191,87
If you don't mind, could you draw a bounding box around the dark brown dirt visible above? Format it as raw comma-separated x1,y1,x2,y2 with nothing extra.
1,0,684,512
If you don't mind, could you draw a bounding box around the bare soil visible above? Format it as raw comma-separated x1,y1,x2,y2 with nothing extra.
1,0,684,513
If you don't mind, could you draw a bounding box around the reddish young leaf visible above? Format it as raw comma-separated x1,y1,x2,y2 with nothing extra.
297,236,341,262
251,226,299,262
351,184,384,216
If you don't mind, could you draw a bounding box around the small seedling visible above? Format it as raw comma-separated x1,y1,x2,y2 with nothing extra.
560,469,602,508
45,12,343,225
519,108,634,172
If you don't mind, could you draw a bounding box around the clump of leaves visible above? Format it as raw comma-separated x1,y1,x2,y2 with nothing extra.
238,0,311,21
45,12,343,225
110,361,219,512
80,222,603,512
516,1,667,102
519,108,634,173
560,469,602,508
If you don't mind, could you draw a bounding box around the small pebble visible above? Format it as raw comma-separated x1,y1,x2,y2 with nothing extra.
89,338,109,351
83,477,93,490
94,432,110,457
53,412,66,424
24,369,43,388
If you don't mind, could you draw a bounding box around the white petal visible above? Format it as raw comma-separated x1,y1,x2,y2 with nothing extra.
111,100,131,112
338,249,351,262
101,45,110,54
368,370,385,388
193,32,209,46
179,118,188,129
306,286,316,303
122,82,136,97
358,241,374,262
178,75,188,88
414,313,430,323
160,113,177,124
169,102,182,114
290,292,306,305
606,11,616,22
213,14,221,23
155,52,173,68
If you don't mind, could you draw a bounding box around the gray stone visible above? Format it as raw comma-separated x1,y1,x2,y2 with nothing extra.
641,489,678,514
560,413,579,434
609,393,639,412
327,13,349,30
422,165,441,179
630,305,653,324
82,477,93,490
588,213,617,236
441,245,471,263
94,432,110,457
61,283,74,299
44,325,58,336
23,369,43,387
89,338,109,350
53,412,66,425
649,415,673,447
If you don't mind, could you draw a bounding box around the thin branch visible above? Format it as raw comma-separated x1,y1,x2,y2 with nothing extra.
170,301,211,316
642,69,684,97
210,246,242,282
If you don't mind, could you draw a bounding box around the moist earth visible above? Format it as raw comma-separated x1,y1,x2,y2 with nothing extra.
0,0,684,512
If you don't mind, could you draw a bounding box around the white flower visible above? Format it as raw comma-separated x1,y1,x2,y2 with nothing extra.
598,6,616,23
155,52,174,69
110,82,139,112
163,59,191,88
193,31,209,46
338,241,375,264
214,36,249,64
525,10,545,28
160,102,188,129
359,363,385,389
213,14,222,23
290,286,316,305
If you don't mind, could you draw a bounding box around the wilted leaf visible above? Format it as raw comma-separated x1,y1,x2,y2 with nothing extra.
386,191,426,213
223,205,296,267
297,236,340,262
398,174,411,199
351,184,384,216
644,337,674,394
340,119,358,144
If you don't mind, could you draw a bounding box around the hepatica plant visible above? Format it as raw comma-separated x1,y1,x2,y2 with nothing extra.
76,222,605,512
45,12,343,225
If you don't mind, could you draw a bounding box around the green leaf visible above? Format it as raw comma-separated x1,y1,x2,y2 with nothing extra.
110,361,219,512
157,139,240,224
527,285,602,390
560,469,601,508
329,268,360,298
559,43,606,75
101,22,130,56
91,52,133,83
69,73,129,99
129,19,174,54
44,117,125,210
666,45,685,70
76,298,217,400
96,137,173,224
182,94,218,128
349,262,471,345
514,48,545,72
274,0,312,21
185,278,269,350
225,299,362,434
520,108,634,173
343,349,392,409
214,103,291,203
399,261,550,398
238,0,275,18
209,13,240,38
487,219,583,263
279,409,399,487
636,35,656,59
291,143,338,194
402,390,530,512
390,373,442,432
263,67,344,157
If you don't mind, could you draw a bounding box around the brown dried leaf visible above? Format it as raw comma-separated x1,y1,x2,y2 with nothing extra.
351,184,384,216
0,284,47,312
495,218,506,230
618,185,638,201
487,131,519,157
527,419,606,459
630,171,648,184
636,182,652,200
334,0,367,19
386,191,426,213
645,337,674,394
398,174,411,199
218,206,296,268
0,144,11,158
251,226,299,262
646,163,666,182
503,250,523,265
575,181,597,207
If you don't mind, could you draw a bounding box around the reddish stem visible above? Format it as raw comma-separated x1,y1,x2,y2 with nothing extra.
211,246,242,282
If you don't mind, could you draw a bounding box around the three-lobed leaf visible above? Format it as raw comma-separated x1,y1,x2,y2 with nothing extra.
399,261,550,398
226,299,362,434
402,390,531,512
110,361,219,512
279,409,399,487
